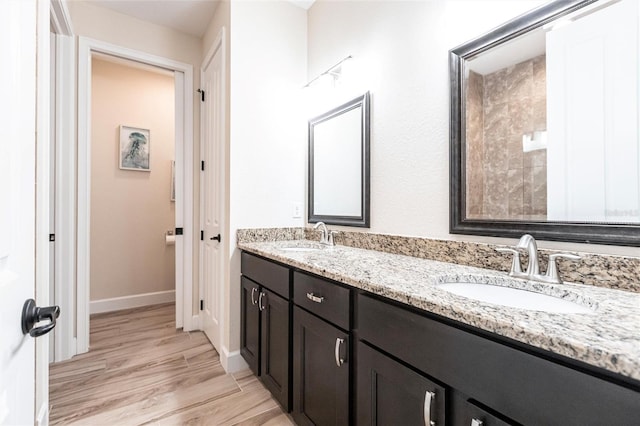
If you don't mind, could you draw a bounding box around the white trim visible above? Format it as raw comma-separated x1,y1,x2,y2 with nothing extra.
220,347,249,373
90,290,176,314
76,37,195,354
49,0,73,36
53,33,76,362
36,403,48,426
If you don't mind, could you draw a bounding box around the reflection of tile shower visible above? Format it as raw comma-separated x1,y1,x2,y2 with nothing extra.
466,55,547,220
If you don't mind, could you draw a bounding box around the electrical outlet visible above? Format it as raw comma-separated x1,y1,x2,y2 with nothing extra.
292,202,302,218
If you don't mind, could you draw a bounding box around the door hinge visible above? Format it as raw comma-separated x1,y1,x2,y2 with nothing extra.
175,227,183,235
197,88,205,102
49,234,55,242
200,300,204,311
200,230,204,241
201,160,205,171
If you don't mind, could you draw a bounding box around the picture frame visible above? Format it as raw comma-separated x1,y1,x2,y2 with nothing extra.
119,125,150,171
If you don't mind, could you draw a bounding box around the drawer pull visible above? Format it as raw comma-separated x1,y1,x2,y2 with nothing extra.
424,390,436,426
258,292,266,311
471,419,483,426
306,292,324,303
250,287,258,306
334,337,344,367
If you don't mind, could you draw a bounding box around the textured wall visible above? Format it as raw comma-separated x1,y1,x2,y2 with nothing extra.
90,57,175,301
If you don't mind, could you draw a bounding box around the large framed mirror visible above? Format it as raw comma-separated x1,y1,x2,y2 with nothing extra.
308,92,370,227
450,0,640,246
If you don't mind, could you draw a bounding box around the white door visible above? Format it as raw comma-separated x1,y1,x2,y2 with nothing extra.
200,39,225,351
546,0,639,222
0,1,38,424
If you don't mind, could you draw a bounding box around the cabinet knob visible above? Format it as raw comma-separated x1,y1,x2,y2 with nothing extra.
424,390,436,426
334,337,345,367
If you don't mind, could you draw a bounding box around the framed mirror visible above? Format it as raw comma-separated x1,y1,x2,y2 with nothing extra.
308,92,370,227
450,0,640,246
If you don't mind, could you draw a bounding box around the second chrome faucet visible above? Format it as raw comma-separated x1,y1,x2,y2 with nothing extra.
497,234,580,284
313,222,336,246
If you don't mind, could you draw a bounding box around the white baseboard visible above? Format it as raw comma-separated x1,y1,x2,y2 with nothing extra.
182,314,201,332
220,346,249,373
90,290,175,314
36,403,48,426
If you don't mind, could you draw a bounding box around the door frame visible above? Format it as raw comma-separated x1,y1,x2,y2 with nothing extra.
50,0,76,363
76,37,195,354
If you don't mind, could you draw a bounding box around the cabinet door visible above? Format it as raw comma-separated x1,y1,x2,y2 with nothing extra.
240,277,260,375
293,307,349,426
357,341,447,426
260,288,291,411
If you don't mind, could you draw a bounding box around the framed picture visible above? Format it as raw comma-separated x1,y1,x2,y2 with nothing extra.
119,125,150,171
170,160,176,202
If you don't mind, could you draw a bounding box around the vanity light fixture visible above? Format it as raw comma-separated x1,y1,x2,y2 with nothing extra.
304,55,353,89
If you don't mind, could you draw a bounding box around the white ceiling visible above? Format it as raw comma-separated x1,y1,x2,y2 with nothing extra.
87,0,315,38
88,0,221,38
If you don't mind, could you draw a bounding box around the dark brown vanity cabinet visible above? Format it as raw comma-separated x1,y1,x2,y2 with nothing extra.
357,341,446,425
240,253,291,411
292,272,351,426
357,292,640,426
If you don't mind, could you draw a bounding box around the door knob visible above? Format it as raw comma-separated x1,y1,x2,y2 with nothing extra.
210,234,221,242
21,299,60,338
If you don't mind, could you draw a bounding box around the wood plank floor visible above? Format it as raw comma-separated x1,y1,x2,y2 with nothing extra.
49,303,294,425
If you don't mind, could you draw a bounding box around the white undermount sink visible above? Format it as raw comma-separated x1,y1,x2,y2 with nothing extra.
278,243,327,252
436,282,594,314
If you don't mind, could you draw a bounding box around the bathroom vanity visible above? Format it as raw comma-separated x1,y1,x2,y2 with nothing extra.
239,240,640,425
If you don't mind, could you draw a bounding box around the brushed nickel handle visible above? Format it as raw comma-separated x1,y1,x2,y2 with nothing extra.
306,292,324,303
424,390,436,426
258,292,265,311
334,337,344,367
250,287,258,305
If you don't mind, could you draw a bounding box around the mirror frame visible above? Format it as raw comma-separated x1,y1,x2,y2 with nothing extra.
449,0,640,246
308,92,370,227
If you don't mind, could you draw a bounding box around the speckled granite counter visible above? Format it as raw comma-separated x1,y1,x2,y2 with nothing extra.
238,239,640,383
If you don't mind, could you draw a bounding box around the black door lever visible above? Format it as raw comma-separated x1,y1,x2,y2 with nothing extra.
210,234,221,242
21,299,60,338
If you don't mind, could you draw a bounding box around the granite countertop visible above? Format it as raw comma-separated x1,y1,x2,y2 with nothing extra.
238,239,640,383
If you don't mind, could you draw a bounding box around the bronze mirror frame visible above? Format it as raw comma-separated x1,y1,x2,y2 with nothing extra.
449,0,640,246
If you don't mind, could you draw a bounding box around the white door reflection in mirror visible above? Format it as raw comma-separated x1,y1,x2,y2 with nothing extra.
547,0,639,223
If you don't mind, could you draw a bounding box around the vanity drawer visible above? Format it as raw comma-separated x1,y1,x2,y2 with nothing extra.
293,271,350,330
241,252,290,298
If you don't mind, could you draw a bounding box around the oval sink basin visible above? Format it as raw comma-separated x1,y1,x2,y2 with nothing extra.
436,282,594,314
278,242,328,252
280,246,325,252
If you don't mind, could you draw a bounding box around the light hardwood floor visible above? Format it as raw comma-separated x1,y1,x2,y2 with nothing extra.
49,303,294,425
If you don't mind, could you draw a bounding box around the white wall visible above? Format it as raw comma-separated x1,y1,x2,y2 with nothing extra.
225,0,307,360
306,0,638,257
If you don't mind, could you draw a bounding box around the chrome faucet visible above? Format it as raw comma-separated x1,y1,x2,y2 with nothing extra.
496,234,580,284
313,222,335,246
516,234,539,276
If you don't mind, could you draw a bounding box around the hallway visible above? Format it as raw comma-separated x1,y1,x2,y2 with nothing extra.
49,304,293,425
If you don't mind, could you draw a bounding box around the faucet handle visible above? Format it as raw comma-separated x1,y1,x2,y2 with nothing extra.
327,230,338,246
545,253,581,284
496,247,523,275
